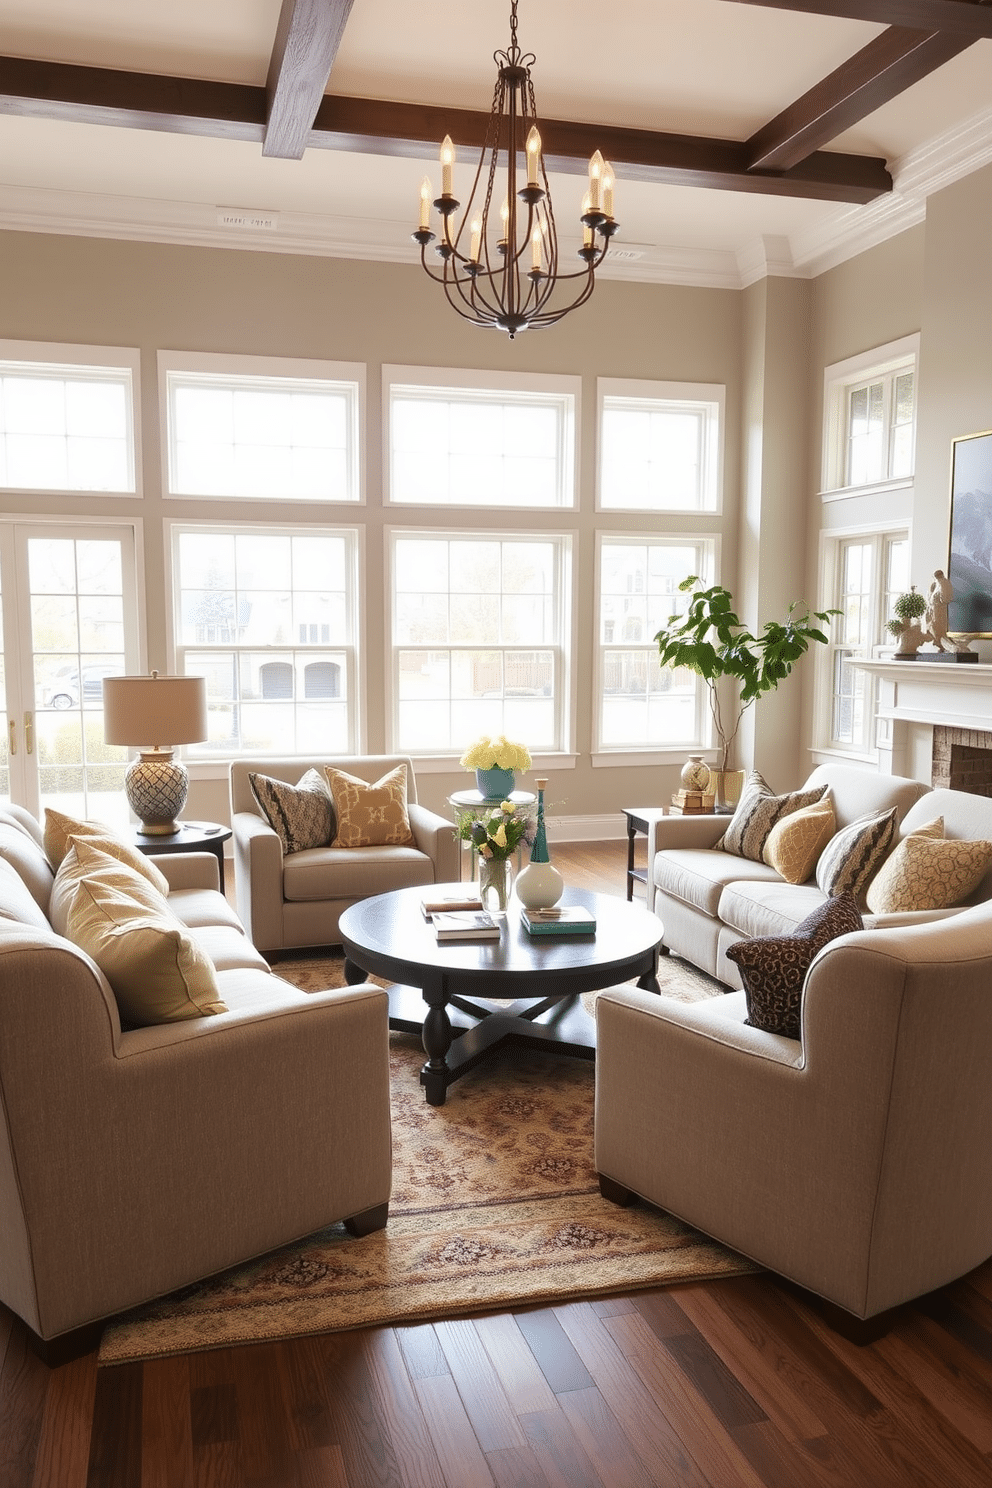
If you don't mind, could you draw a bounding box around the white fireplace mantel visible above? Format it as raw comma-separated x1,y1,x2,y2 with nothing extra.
853,659,992,779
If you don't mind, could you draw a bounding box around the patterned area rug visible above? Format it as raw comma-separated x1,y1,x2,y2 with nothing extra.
99,953,757,1364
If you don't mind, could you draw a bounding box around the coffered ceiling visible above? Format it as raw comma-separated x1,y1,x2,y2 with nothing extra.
2,0,991,287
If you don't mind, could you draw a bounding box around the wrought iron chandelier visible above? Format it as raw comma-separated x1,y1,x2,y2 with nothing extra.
412,0,618,338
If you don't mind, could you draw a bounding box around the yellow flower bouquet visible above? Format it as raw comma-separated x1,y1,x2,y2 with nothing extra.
459,734,533,772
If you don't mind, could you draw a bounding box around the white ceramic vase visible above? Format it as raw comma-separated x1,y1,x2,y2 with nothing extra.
515,858,564,910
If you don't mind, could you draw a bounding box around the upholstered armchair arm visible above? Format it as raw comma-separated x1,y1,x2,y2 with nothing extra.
232,809,284,953
408,801,459,882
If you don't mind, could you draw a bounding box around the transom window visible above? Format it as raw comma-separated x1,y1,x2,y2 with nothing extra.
386,367,578,508
822,337,918,495
596,537,713,751
161,352,362,502
0,344,137,493
390,531,568,753
172,524,359,755
598,379,722,512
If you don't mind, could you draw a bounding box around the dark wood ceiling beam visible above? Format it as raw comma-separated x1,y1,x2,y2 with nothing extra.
746,25,974,170
310,95,892,202
0,56,892,204
264,0,357,159
724,0,992,39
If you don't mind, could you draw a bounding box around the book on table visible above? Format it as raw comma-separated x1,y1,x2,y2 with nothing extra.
421,893,485,919
521,906,597,936
433,909,501,941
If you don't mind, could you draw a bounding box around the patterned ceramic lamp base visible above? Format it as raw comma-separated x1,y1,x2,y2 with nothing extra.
125,751,189,834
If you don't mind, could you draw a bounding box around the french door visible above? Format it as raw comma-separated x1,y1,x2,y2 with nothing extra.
0,522,140,827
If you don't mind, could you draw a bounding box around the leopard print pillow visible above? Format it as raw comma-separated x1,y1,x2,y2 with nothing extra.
726,892,863,1039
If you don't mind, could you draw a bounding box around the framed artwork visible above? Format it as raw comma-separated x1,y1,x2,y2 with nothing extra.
947,429,992,637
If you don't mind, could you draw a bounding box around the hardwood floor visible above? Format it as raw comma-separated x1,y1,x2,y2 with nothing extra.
7,839,992,1487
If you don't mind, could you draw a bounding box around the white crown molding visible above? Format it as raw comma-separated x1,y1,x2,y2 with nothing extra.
2,103,991,289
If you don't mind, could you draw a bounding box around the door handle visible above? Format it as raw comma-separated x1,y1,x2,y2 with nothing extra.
7,718,14,756
24,712,33,756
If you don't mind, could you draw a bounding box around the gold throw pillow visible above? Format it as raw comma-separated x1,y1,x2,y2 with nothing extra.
43,807,170,895
866,826,992,915
762,798,836,885
323,764,415,848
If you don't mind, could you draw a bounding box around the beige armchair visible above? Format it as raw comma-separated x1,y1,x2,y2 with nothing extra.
230,754,459,956
595,900,992,1330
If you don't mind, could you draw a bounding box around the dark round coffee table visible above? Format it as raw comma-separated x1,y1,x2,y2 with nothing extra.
339,884,663,1105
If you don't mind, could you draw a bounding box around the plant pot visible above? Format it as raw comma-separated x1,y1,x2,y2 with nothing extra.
478,855,511,912
475,766,515,800
709,768,746,814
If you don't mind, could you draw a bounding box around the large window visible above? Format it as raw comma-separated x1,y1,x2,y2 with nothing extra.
596,537,713,752
822,337,918,495
386,367,578,508
161,352,362,502
598,379,722,512
390,531,569,753
0,343,137,493
824,530,909,755
172,524,359,755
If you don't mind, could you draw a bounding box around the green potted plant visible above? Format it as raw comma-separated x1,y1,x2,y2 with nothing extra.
654,577,837,810
885,585,928,658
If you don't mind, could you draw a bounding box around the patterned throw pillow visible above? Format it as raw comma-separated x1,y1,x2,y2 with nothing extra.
324,764,415,848
762,798,836,885
866,829,992,915
718,771,829,862
249,768,336,854
726,892,863,1039
815,808,898,901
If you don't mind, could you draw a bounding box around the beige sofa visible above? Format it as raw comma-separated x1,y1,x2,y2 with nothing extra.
595,897,992,1326
0,805,392,1362
649,763,960,987
231,754,459,957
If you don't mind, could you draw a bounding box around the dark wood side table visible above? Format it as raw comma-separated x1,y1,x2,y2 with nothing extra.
340,884,664,1106
132,820,232,892
622,807,668,909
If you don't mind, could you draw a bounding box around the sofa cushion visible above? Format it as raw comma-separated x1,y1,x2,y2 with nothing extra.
50,839,169,937
866,828,992,915
0,824,55,912
654,848,781,918
324,763,415,848
717,772,829,862
249,768,335,853
43,808,170,895
726,892,863,1039
718,879,827,941
815,808,898,901
282,843,434,903
761,799,836,885
62,865,228,1025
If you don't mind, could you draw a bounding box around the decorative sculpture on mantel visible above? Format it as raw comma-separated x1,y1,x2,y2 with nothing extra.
924,570,974,656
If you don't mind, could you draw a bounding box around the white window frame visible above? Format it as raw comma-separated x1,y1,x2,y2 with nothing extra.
592,533,717,765
821,335,919,499
385,525,574,760
158,350,364,504
813,522,910,761
0,339,140,496
167,519,363,758
383,365,580,509
596,378,724,514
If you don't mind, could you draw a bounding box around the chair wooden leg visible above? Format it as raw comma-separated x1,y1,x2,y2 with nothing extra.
598,1173,636,1207
343,1201,389,1237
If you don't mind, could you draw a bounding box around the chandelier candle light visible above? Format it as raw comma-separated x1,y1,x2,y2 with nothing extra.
412,0,619,338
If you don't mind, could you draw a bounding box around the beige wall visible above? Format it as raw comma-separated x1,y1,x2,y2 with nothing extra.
0,230,742,826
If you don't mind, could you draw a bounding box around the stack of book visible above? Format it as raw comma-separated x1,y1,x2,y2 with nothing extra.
432,909,501,942
420,893,484,919
670,789,715,815
520,906,596,936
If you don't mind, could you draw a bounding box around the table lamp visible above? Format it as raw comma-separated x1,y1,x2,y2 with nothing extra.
102,671,208,834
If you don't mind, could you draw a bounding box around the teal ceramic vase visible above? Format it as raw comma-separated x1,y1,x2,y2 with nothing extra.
476,766,515,800
514,777,563,910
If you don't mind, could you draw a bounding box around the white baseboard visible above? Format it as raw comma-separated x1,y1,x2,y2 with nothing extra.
544,814,627,842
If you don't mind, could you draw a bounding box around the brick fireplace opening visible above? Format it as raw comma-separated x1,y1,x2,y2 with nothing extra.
932,728,992,797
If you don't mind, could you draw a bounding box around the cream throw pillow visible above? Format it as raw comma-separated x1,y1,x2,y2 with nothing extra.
866,822,992,914
44,807,170,895
51,838,169,937
60,842,227,1025
324,764,415,848
762,798,836,885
